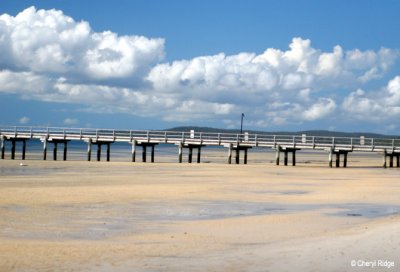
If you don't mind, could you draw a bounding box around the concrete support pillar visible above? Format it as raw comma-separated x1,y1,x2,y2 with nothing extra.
397,154,400,168
197,147,201,163
11,140,16,160
142,145,147,162
389,155,394,168
131,140,136,162
43,138,47,161
0,136,5,160
106,143,110,162
97,144,101,161
335,153,340,168
343,152,348,168
292,150,296,166
228,144,232,164
151,145,155,163
53,142,58,161
63,142,67,161
383,150,387,168
284,150,288,166
329,149,333,168
178,144,183,163
87,140,92,161
188,147,193,163
244,148,248,164
235,148,240,164
275,146,280,165
22,140,26,160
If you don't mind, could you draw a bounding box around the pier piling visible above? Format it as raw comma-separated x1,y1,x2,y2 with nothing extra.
131,140,136,162
276,147,299,166
97,143,101,161
197,146,201,163
382,151,400,168
22,140,26,160
87,140,92,161
131,142,158,163
11,140,16,160
292,149,296,166
188,147,193,163
284,150,288,166
329,150,351,168
43,138,48,160
383,150,387,168
142,145,147,162
227,145,251,165
275,146,280,165
335,153,340,168
0,136,4,159
106,143,110,162
46,140,70,161
2,138,28,160
63,141,67,161
91,141,113,162
151,145,155,163
177,144,203,164
53,142,58,161
228,144,232,164
179,143,183,163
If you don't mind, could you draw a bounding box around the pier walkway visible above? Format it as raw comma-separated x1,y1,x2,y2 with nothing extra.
1,126,400,168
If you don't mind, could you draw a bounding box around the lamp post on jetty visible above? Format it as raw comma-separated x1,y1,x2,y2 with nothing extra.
240,113,245,134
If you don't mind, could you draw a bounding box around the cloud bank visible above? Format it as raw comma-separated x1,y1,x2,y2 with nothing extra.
0,6,164,84
0,7,399,129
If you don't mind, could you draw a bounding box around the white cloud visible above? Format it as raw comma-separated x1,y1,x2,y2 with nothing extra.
63,118,79,125
0,6,164,84
302,98,336,121
148,38,397,96
0,7,399,128
342,76,400,121
19,116,29,124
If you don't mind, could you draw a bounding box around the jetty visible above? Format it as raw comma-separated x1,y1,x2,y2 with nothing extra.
1,126,400,168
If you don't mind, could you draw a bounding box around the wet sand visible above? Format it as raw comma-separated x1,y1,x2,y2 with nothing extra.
0,151,399,271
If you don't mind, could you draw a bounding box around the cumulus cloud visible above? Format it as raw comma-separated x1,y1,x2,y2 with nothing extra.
145,37,397,124
19,116,30,124
63,118,79,125
0,6,164,85
148,38,396,96
302,98,336,121
342,76,400,121
0,7,399,128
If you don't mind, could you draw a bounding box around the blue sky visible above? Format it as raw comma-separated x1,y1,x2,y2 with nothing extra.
0,0,400,133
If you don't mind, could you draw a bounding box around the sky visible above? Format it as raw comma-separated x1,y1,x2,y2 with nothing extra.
0,0,400,133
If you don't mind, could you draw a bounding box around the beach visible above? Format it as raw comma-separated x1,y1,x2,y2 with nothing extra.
0,150,399,271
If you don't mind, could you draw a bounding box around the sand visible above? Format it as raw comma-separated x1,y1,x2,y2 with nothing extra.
0,150,399,271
